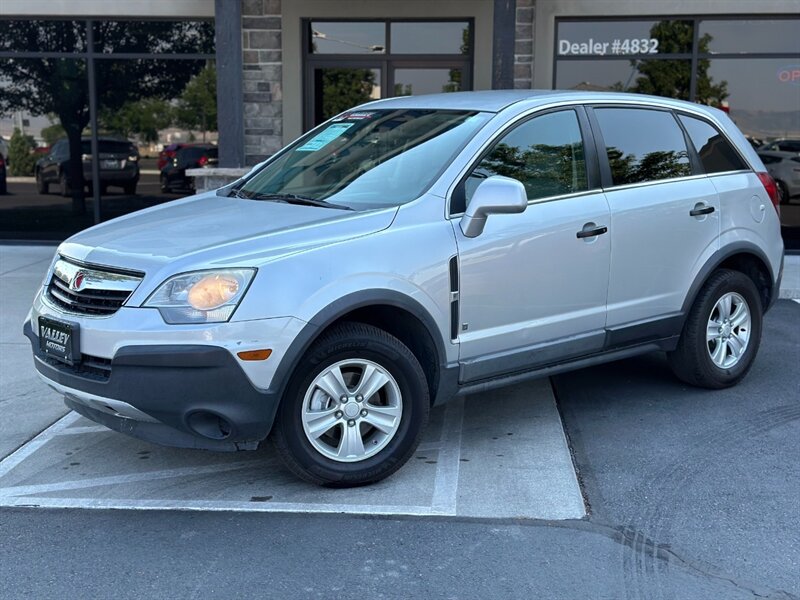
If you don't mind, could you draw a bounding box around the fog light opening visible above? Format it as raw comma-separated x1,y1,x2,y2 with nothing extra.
187,411,233,440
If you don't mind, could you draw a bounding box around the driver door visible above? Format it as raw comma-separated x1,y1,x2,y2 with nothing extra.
451,107,611,382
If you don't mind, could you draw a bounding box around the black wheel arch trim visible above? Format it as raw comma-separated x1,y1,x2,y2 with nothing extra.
267,290,455,419
681,242,778,317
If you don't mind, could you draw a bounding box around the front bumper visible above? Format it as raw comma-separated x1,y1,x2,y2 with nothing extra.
26,320,280,450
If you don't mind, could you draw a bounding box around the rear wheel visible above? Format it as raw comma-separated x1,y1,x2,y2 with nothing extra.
159,174,169,193
36,171,48,194
668,269,762,389
272,322,430,487
123,182,137,195
777,180,790,204
59,172,69,197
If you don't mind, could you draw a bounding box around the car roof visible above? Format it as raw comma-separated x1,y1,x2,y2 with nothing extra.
358,89,717,115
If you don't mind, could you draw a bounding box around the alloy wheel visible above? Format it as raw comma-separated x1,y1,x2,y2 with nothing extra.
300,359,403,463
706,292,751,369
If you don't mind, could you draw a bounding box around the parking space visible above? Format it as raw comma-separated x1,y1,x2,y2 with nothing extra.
0,379,585,520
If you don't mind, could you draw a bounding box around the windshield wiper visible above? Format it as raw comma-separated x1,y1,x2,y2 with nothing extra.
239,192,352,210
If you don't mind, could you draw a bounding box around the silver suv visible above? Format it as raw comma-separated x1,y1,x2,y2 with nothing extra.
25,91,784,486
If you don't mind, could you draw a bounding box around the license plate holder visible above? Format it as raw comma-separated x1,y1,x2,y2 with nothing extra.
101,159,120,169
38,316,80,366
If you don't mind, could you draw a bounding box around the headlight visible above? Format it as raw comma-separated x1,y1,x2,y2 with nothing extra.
144,268,255,324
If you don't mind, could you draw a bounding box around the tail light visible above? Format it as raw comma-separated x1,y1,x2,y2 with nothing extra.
756,171,780,216
198,155,209,167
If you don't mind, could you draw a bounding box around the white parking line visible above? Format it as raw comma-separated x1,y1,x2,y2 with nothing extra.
0,412,81,479
430,398,465,514
0,461,261,498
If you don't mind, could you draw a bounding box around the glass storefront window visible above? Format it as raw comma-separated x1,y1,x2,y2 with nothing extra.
0,58,93,239
555,59,693,99
393,68,462,96
309,22,386,54
390,22,470,54
706,58,800,141
698,19,800,55
557,20,694,57
312,67,381,123
93,20,215,54
95,59,217,222
0,20,87,53
0,18,215,241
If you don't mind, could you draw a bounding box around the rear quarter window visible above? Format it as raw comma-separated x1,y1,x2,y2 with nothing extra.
678,115,746,174
594,107,692,187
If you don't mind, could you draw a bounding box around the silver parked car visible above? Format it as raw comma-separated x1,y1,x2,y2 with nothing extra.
758,150,800,203
25,91,784,486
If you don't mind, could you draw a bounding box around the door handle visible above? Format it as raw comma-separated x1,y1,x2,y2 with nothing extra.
576,225,608,239
689,205,715,217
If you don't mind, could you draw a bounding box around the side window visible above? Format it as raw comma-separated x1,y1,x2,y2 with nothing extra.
457,110,588,212
678,115,746,174
594,108,692,186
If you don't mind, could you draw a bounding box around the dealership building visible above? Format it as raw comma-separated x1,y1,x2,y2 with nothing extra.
0,0,798,245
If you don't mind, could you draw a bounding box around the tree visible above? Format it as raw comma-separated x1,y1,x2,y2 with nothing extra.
321,69,376,120
100,97,172,143
621,20,728,105
8,128,37,176
40,118,66,146
173,63,218,142
0,20,213,214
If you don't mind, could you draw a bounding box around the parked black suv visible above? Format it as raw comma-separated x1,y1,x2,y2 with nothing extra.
160,145,218,193
35,137,140,196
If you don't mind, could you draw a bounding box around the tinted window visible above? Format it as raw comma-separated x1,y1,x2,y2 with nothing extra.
776,140,800,153
678,115,745,173
595,108,691,186
758,154,780,165
698,19,800,54
460,110,588,210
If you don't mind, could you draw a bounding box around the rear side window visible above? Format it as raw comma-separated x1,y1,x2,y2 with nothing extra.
460,109,588,209
678,115,745,174
594,108,692,186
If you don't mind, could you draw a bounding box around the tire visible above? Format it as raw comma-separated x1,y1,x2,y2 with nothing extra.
59,172,69,197
160,174,169,193
776,180,790,205
272,322,430,487
668,269,763,389
36,171,48,194
123,182,137,195
0,179,6,195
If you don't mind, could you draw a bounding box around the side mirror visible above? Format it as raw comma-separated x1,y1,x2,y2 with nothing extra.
459,175,528,238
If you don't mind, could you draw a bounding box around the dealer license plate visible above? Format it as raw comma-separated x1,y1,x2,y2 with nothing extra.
38,316,80,365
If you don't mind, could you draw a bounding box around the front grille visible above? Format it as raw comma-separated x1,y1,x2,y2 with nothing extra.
41,353,112,381
45,257,142,317
47,275,131,315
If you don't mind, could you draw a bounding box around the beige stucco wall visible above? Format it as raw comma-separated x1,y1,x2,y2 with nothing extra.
533,0,800,90
281,0,494,144
0,0,213,17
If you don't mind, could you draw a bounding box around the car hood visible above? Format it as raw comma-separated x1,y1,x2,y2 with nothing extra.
59,192,398,274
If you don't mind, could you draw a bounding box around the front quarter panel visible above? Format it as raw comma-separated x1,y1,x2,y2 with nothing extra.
231,195,459,365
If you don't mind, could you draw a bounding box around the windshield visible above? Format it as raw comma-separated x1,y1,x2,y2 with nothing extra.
236,109,491,209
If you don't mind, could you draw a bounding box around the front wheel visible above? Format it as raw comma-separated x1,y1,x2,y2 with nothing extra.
272,322,430,487
668,269,763,389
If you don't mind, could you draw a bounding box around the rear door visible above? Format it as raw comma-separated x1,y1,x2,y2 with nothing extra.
588,106,721,333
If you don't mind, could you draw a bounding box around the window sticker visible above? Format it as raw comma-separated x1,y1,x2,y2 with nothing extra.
333,111,376,121
296,122,355,152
